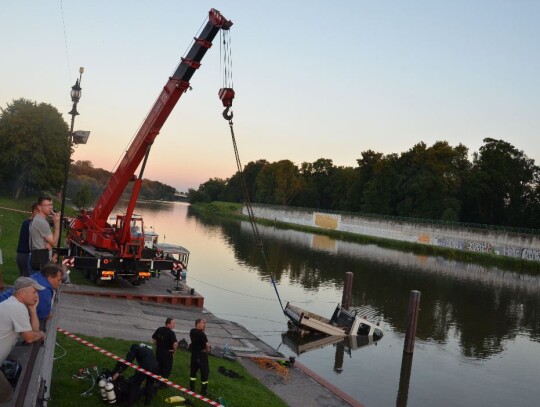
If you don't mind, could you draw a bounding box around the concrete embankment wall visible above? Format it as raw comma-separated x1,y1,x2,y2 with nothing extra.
243,205,540,262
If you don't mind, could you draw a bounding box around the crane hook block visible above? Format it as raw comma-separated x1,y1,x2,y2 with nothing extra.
219,88,235,107
223,106,233,120
219,87,235,120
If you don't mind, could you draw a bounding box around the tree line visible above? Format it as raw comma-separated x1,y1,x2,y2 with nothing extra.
0,98,177,205
189,138,540,230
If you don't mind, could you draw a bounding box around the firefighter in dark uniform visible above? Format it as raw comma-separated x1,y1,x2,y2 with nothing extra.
189,318,211,396
152,317,178,385
112,343,160,406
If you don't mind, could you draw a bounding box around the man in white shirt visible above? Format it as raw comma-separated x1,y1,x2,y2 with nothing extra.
0,277,46,402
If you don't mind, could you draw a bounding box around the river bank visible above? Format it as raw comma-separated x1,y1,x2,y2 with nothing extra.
54,274,355,406
190,201,540,273
0,197,357,406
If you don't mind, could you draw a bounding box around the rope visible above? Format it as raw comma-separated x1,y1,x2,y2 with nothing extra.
59,0,71,83
57,327,223,407
221,29,233,89
226,120,285,312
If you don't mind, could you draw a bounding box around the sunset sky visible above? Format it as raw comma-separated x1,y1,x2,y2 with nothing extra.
2,1,539,191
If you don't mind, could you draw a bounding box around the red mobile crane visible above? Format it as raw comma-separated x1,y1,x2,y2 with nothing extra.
65,9,233,284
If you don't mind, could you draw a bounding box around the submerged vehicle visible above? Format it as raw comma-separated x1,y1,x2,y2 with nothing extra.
284,303,384,339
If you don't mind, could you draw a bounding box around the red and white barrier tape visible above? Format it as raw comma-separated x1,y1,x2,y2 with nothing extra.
57,327,223,407
62,257,75,267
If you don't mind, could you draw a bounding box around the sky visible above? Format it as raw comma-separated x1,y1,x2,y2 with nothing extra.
1,1,539,192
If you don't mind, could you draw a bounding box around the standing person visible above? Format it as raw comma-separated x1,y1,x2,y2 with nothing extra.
16,203,38,277
0,277,46,402
152,318,178,385
111,343,159,406
29,196,60,272
189,318,211,396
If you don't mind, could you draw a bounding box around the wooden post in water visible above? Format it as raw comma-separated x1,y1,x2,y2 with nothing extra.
341,272,353,310
403,290,421,354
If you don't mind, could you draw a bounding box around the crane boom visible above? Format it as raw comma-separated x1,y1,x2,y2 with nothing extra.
92,9,232,227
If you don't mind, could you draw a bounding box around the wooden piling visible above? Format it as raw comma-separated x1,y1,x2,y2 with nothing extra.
341,272,353,310
403,290,421,354
396,352,414,407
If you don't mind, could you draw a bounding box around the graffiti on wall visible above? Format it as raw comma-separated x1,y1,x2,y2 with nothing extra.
522,248,540,261
466,241,494,254
436,238,465,250
502,246,523,258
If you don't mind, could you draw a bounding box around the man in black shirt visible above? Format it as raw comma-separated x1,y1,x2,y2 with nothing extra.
152,317,178,383
16,203,38,276
112,343,159,406
189,318,211,396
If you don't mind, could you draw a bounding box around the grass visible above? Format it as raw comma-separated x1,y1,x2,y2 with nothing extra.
190,201,540,274
52,333,287,407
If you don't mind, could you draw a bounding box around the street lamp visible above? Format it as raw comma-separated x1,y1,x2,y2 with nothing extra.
57,67,84,252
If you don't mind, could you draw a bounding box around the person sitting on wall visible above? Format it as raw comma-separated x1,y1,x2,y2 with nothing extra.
0,263,63,323
0,277,46,403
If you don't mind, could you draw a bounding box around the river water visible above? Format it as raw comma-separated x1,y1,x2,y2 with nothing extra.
121,201,540,407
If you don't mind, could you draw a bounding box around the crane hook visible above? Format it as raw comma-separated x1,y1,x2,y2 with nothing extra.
223,106,233,121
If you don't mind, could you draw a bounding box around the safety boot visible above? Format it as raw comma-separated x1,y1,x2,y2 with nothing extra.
201,382,208,396
189,378,196,392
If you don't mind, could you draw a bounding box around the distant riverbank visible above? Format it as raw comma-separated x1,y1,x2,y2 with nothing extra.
190,201,540,274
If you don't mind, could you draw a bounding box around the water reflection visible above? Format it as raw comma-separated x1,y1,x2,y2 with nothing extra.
191,210,540,359
121,202,540,406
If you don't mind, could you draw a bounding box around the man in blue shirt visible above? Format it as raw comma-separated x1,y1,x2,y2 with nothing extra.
0,263,63,322
30,263,63,322
16,203,38,277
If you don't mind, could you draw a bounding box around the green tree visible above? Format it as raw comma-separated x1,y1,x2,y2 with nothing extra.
188,178,227,203
0,99,70,198
349,150,384,212
73,184,92,209
461,138,540,227
328,166,356,211
224,159,268,203
362,153,401,215
396,141,469,220
256,160,301,206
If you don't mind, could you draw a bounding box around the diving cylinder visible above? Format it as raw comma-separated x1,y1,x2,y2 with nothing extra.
98,378,107,401
105,380,116,404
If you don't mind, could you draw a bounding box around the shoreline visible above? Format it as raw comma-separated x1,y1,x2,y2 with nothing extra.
55,274,358,406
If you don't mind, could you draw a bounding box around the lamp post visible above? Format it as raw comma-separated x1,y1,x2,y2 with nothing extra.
57,67,84,251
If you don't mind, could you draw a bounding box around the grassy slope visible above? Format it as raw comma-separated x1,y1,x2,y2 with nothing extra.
191,201,540,274
52,333,287,407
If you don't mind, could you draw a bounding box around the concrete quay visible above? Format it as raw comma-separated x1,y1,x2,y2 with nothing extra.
56,273,358,406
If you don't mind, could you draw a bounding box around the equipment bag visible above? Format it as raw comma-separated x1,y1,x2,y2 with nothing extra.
0,360,22,388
